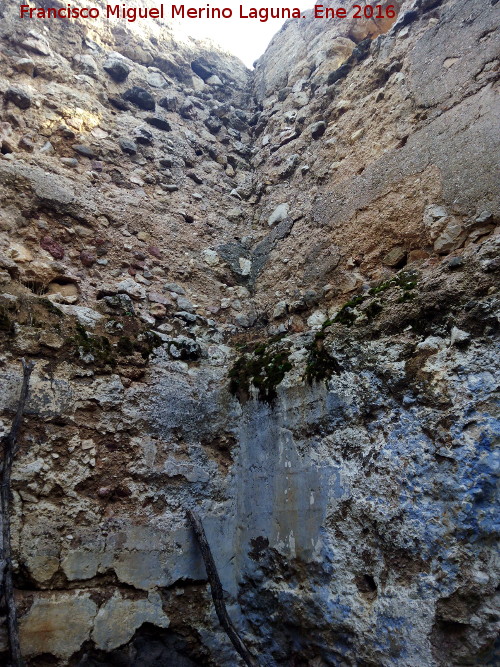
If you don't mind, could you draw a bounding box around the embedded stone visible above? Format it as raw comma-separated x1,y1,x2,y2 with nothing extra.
310,120,326,139
5,87,31,110
145,114,171,131
268,203,289,226
116,278,147,301
13,57,35,76
119,137,137,155
158,94,178,111
73,54,98,78
122,86,155,111
91,592,169,652
434,219,466,254
133,127,154,145
382,246,406,267
187,171,203,184
80,251,96,267
150,303,167,318
20,594,96,659
40,236,65,260
60,157,78,168
103,55,131,82
46,281,79,302
147,246,162,259
72,145,95,159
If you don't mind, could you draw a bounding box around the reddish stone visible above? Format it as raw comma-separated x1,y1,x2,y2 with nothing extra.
80,250,96,267
40,235,64,259
128,266,137,276
148,291,172,306
148,245,162,259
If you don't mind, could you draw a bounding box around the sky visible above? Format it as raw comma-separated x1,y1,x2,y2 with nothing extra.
173,1,313,68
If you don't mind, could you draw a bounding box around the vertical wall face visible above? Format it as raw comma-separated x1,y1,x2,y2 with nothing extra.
0,0,499,664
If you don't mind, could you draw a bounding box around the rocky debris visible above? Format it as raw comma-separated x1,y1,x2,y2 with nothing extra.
73,54,98,78
382,246,407,267
278,153,300,179
147,246,162,259
108,95,130,111
149,302,166,318
7,243,32,263
122,87,156,111
132,127,154,145
148,291,172,306
60,157,78,168
206,74,223,86
0,1,498,665
103,54,131,82
164,283,186,296
272,300,288,319
226,207,244,221
176,296,195,312
18,136,34,152
72,145,95,159
434,218,466,253
118,138,137,155
4,87,31,110
19,31,52,56
267,203,289,226
158,94,178,111
205,116,223,134
147,69,168,88
145,115,171,131
187,171,203,184
12,58,35,76
191,59,215,81
116,278,147,301
309,120,326,140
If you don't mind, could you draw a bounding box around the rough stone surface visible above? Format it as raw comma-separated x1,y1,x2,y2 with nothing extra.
0,0,498,665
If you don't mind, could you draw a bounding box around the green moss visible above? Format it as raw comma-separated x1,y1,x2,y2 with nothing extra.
38,298,63,317
369,272,417,296
67,323,117,368
304,338,341,384
397,291,416,303
331,271,419,327
331,294,365,326
365,300,383,318
229,343,292,404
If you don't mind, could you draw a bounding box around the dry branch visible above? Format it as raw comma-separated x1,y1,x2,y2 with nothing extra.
186,507,258,667
1,358,34,667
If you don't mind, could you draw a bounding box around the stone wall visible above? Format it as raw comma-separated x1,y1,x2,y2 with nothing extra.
0,0,498,664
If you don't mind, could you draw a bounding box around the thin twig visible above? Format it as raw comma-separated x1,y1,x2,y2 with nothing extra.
186,507,258,667
1,358,34,667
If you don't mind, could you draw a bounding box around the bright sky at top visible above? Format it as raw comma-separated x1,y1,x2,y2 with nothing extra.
174,1,313,68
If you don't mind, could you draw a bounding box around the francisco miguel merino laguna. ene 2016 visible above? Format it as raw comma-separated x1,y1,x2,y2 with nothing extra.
20,3,307,22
